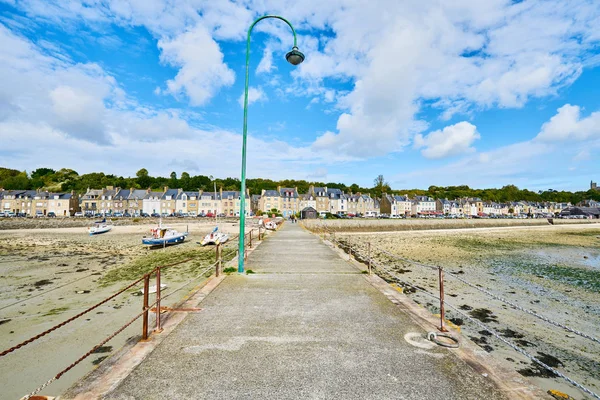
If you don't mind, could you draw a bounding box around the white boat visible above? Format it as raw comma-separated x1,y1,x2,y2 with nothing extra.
264,220,278,230
200,226,229,246
88,219,112,235
140,283,167,295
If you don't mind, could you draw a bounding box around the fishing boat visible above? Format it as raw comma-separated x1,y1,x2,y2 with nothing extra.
142,220,188,247
199,226,229,246
88,219,112,235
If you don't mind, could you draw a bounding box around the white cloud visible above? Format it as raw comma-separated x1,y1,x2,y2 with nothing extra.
238,86,267,108
414,122,480,159
158,26,235,106
49,85,108,143
536,104,600,142
256,47,275,74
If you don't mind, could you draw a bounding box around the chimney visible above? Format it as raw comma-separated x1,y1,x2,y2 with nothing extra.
219,187,223,200
199,189,203,196
277,185,281,193
246,188,250,197
107,186,114,190
164,186,168,193
261,189,266,196
309,185,314,195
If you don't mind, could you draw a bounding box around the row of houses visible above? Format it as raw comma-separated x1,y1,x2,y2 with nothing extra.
0,189,79,216
79,187,252,217
255,186,380,217
1,186,597,218
0,187,251,217
381,195,576,217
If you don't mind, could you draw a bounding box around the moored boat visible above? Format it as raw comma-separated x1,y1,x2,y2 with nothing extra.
143,220,188,247
199,226,229,246
88,219,112,235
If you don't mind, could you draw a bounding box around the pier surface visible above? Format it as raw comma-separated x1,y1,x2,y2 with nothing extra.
90,223,512,399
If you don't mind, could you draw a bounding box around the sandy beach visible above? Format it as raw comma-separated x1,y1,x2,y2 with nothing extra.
308,220,600,400
0,219,261,400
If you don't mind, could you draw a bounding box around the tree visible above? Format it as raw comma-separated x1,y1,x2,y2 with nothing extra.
372,175,391,198
136,168,151,188
31,168,56,180
169,171,178,189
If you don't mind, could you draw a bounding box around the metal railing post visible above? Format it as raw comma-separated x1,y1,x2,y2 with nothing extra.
216,243,221,277
142,273,150,340
155,268,162,333
438,267,448,332
249,229,253,248
368,242,372,275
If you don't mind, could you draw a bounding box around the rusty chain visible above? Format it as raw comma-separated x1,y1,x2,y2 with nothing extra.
0,275,145,358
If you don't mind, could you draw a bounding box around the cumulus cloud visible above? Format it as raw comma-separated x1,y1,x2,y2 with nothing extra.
256,47,275,74
414,122,480,159
158,26,235,106
536,104,600,142
238,86,267,108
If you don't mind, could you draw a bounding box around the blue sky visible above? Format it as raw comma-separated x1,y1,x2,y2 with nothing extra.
0,0,599,192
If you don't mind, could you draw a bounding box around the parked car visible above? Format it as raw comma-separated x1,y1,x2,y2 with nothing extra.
74,212,84,217
205,213,213,218
140,212,150,217
47,212,56,218
35,211,44,218
151,213,160,218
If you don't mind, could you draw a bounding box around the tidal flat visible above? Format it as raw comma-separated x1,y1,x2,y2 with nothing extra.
0,221,247,400
320,222,600,400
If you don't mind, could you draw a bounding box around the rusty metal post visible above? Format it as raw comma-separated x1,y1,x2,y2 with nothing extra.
142,273,150,340
368,242,372,275
249,229,253,248
438,267,448,332
349,243,352,260
219,244,223,274
215,243,221,277
155,268,162,333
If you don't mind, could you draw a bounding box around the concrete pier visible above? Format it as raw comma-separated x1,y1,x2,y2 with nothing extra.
74,223,528,399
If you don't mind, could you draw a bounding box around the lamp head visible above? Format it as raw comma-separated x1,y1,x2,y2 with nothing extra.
285,46,305,65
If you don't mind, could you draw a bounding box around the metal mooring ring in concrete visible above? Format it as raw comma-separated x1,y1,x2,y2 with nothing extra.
404,332,436,349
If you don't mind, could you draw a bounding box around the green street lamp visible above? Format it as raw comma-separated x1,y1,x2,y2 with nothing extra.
238,15,305,273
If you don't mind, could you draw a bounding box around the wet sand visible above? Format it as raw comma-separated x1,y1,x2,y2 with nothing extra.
0,220,259,400
310,221,600,400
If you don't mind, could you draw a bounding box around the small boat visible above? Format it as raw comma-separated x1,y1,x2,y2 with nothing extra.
264,219,278,230
142,220,188,247
88,219,112,235
199,226,229,246
140,283,167,295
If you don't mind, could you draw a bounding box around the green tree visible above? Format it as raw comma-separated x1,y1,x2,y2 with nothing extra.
372,175,391,198
136,168,152,189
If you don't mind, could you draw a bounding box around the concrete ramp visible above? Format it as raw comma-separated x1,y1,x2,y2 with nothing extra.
79,223,522,399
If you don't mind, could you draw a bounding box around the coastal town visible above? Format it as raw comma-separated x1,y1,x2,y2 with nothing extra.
1,181,599,219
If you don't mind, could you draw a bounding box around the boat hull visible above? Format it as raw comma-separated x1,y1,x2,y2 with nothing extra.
89,226,112,235
142,232,188,247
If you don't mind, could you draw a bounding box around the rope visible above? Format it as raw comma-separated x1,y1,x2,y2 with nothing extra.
0,275,145,358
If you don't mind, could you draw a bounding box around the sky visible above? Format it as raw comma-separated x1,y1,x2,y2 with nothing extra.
0,0,599,192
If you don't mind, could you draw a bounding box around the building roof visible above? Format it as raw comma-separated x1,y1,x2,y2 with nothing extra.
115,189,131,200
161,189,179,199
144,191,163,199
263,190,279,197
279,187,298,198
128,189,148,200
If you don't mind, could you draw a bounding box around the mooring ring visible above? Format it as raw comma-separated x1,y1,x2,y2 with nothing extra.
427,332,460,348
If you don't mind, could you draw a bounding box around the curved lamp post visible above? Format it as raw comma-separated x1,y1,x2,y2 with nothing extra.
238,15,305,273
